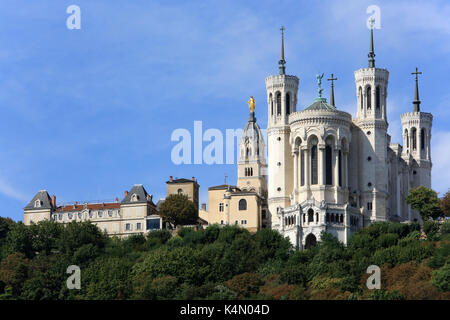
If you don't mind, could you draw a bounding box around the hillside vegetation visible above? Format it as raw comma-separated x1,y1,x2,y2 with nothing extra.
0,217,449,300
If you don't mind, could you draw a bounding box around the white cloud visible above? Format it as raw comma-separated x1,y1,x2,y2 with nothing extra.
0,178,28,202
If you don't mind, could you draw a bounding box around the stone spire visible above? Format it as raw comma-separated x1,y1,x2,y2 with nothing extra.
412,67,422,112
368,19,376,68
327,73,337,107
279,26,286,75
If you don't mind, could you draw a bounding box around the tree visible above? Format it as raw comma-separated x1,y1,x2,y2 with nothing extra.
158,194,198,228
225,272,263,298
440,190,450,217
405,186,443,221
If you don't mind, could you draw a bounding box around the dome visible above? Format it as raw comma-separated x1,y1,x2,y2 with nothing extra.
239,112,266,163
304,97,337,111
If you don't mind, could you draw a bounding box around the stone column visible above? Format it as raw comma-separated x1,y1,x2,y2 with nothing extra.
293,150,298,194
343,151,348,188
333,147,339,187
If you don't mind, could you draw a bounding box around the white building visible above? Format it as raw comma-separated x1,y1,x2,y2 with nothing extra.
266,27,432,249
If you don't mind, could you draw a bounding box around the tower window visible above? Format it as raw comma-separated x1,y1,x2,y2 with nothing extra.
368,182,372,187
366,86,372,110
270,93,273,116
367,202,373,211
376,86,381,109
300,150,305,186
421,128,425,150
276,92,281,115
411,127,417,150
286,92,291,115
359,87,363,110
311,145,318,185
325,145,332,185
219,203,224,212
277,187,281,192
238,199,247,211
367,156,372,161
405,129,409,148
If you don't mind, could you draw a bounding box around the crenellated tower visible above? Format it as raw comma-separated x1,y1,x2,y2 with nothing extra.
266,27,299,228
401,68,433,221
354,24,390,223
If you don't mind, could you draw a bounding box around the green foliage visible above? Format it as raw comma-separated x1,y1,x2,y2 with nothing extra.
431,263,450,292
158,194,198,227
406,186,443,221
0,218,447,300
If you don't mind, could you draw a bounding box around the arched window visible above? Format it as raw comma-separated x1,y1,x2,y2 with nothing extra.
316,212,319,222
34,200,41,208
177,189,183,194
238,199,247,211
303,214,305,223
359,87,363,109
270,93,273,116
276,92,281,115
405,129,409,148
366,86,372,109
300,150,305,186
411,128,417,150
338,150,342,187
131,194,138,202
421,128,425,150
376,86,381,109
246,148,251,157
311,145,318,185
305,233,317,249
340,214,344,223
308,209,314,222
331,214,335,222
286,92,291,115
325,145,332,185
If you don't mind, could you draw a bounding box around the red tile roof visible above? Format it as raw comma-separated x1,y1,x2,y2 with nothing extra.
55,202,120,212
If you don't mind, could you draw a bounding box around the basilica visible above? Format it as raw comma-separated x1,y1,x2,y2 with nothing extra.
240,26,434,249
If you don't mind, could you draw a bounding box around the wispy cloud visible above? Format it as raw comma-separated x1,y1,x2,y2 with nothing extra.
0,178,28,202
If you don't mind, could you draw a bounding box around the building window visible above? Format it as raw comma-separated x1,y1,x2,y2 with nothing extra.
220,220,224,225
68,212,73,219
405,129,409,148
131,194,138,202
325,145,332,185
262,210,266,219
286,92,291,115
411,127,417,150
146,218,160,230
276,92,281,115
125,223,131,231
366,86,372,109
338,150,342,187
311,145,318,185
108,210,113,217
359,86,363,109
270,93,273,115
136,223,142,230
238,199,247,211
34,200,41,208
235,220,238,225
219,203,224,212
177,189,183,194
308,209,314,223
376,86,381,109
241,220,247,225
421,128,425,150
98,210,103,218
78,212,82,219
367,202,373,211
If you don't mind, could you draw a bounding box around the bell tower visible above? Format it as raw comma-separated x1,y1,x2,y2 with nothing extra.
354,22,389,223
401,68,433,192
266,27,299,229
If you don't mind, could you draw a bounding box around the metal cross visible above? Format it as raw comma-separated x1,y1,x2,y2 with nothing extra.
327,73,337,86
411,67,422,80
280,26,285,34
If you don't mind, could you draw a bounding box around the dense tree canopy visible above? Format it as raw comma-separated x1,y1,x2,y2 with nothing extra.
406,186,443,221
158,194,198,228
0,218,448,300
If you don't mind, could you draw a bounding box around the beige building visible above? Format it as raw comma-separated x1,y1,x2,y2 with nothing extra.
201,97,269,232
24,184,162,237
166,176,200,211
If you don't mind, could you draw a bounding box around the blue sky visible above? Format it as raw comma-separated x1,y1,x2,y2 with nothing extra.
1,0,449,222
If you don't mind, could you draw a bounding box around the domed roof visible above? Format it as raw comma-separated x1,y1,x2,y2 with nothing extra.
241,113,264,144
304,97,337,111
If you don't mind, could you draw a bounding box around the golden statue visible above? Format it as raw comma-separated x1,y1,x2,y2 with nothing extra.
248,96,255,113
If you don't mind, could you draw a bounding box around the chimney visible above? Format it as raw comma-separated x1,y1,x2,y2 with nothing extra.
201,203,206,211
124,190,128,197
115,197,119,203
51,195,56,208
169,176,173,182
192,176,195,181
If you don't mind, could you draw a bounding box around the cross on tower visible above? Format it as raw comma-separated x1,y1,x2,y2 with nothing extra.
327,73,338,107
411,67,422,80
412,67,422,112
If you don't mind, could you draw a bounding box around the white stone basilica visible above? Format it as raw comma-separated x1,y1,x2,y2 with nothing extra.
257,27,433,249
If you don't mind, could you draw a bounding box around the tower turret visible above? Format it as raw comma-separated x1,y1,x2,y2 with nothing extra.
266,27,299,228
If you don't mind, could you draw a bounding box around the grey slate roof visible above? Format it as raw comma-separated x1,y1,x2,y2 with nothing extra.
24,190,53,210
304,97,337,111
167,178,196,184
121,184,155,205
